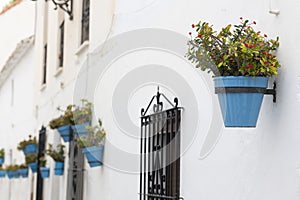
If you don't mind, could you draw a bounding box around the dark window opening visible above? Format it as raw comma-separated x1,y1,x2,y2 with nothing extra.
67,130,84,200
81,0,90,44
42,44,47,84
59,21,64,67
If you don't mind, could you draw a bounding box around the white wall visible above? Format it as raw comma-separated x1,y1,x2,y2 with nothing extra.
0,0,35,70
32,0,300,199
0,45,35,200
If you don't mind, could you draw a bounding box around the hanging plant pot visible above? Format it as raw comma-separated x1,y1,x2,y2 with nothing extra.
23,144,37,155
13,171,20,178
28,162,38,173
0,157,4,165
82,145,104,168
19,168,29,178
214,76,268,127
54,162,64,176
71,122,90,138
7,171,13,179
0,170,6,178
57,125,71,142
40,167,50,178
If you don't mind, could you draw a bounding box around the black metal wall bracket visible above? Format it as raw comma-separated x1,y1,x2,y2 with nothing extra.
215,82,277,103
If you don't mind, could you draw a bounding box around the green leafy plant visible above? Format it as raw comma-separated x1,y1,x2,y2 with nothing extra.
45,144,65,162
77,119,106,148
5,164,19,171
187,17,281,77
72,99,92,125
39,156,47,167
0,148,4,158
25,153,37,165
17,135,37,151
19,164,28,169
49,105,73,129
49,99,92,129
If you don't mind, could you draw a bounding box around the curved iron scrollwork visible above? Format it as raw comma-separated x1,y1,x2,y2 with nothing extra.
49,0,73,20
141,86,179,117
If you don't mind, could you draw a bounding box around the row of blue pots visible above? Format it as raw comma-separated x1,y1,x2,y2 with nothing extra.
57,122,90,142
0,162,64,179
1,168,29,179
28,162,64,176
56,122,104,168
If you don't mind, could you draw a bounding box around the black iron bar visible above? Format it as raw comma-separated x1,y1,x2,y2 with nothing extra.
145,117,148,200
140,116,144,200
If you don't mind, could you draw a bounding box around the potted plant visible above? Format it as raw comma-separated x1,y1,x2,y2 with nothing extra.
77,119,106,168
39,156,50,178
25,153,38,173
71,99,92,137
17,135,37,155
5,165,14,179
18,164,29,178
6,165,19,179
0,148,4,165
0,165,6,178
49,105,73,142
187,18,281,127
45,144,65,175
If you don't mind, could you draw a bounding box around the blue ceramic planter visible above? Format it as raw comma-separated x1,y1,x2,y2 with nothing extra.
40,167,50,178
19,168,29,178
72,122,90,137
29,162,38,173
7,171,13,179
57,125,71,142
54,162,64,176
214,76,268,127
0,170,6,178
23,144,37,155
0,157,4,165
82,145,104,168
12,171,20,178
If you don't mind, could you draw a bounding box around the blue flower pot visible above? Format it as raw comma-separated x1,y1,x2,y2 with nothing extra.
23,144,37,155
19,168,29,178
7,171,13,179
40,167,50,178
12,171,20,178
0,170,6,178
54,162,64,176
57,125,71,142
214,76,268,127
82,145,104,168
29,162,38,173
72,122,90,137
0,157,4,165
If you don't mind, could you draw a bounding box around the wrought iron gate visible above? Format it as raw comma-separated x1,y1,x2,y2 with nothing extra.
36,126,46,200
67,127,85,200
140,88,183,200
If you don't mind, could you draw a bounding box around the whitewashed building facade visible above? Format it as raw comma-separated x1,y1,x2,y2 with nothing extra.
1,0,300,199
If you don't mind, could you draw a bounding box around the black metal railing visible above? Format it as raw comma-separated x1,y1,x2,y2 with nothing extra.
36,126,46,200
140,88,183,200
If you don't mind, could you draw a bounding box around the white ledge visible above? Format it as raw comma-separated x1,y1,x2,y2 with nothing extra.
40,83,46,92
54,67,63,77
75,41,89,55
